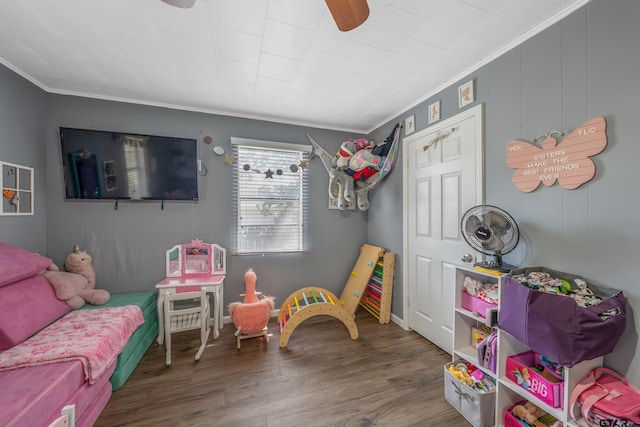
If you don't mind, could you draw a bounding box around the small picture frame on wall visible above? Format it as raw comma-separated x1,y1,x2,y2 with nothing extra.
405,114,415,135
458,80,474,108
428,100,441,124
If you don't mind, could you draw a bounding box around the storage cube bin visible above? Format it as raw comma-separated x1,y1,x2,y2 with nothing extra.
505,399,563,427
504,400,529,427
444,361,496,427
505,351,564,408
499,267,626,367
461,290,497,319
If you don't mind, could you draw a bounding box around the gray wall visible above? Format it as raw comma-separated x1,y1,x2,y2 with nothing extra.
368,0,640,384
42,96,372,311
0,65,48,253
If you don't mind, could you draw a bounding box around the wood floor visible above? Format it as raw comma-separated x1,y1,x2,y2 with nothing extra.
95,313,470,427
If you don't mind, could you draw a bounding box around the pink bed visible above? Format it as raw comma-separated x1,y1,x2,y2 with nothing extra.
0,242,142,426
0,306,143,384
0,360,116,427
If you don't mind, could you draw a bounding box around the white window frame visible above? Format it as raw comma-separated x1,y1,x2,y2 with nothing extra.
231,137,311,255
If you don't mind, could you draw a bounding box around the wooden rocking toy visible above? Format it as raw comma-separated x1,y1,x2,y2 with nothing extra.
277,243,384,347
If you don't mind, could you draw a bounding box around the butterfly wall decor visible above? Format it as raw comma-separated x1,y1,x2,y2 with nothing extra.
506,116,607,192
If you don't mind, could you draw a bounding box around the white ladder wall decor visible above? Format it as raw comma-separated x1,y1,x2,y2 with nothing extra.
0,161,34,215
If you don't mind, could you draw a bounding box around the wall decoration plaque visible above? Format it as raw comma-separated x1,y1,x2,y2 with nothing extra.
506,117,607,192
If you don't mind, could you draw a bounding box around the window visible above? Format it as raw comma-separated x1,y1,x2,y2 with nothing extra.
231,138,311,254
123,135,150,199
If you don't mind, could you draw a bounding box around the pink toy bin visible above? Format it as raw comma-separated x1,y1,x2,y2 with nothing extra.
504,399,562,427
461,290,497,319
504,400,529,427
505,351,564,408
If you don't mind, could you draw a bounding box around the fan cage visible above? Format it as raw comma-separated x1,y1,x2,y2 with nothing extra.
461,205,520,271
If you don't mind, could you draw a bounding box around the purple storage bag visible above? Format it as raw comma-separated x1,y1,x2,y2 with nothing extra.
498,267,627,367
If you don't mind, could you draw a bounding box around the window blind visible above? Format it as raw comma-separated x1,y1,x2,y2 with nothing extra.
231,138,310,255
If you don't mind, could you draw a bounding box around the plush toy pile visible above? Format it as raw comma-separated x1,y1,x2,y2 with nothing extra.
511,271,606,308
41,244,110,309
328,126,397,211
447,362,495,393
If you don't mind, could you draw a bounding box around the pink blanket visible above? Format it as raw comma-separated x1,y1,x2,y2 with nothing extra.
0,305,143,384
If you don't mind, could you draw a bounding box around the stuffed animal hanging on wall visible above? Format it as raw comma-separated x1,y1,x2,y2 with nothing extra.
308,123,401,211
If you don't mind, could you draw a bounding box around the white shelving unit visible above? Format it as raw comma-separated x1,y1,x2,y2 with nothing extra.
496,329,602,426
452,265,603,427
1,161,34,215
451,266,501,427
453,266,501,377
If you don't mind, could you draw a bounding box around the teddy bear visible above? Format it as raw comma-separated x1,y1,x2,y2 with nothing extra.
41,244,110,309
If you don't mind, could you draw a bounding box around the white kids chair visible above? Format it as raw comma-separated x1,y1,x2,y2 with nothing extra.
163,288,211,365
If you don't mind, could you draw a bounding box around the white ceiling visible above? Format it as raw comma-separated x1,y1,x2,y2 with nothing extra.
0,0,587,133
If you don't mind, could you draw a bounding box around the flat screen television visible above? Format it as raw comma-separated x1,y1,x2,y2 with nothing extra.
59,127,199,201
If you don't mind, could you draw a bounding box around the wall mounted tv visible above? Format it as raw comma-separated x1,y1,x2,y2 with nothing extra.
59,127,199,201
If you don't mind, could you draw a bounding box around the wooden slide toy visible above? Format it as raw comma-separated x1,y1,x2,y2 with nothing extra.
277,243,384,347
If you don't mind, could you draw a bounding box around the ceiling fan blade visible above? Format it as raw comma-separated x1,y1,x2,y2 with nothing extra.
325,0,369,32
161,0,196,9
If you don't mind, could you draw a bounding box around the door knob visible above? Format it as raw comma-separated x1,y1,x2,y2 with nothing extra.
461,253,474,263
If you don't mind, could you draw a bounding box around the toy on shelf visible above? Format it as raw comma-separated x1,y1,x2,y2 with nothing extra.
506,400,562,427
511,271,607,307
444,359,497,427
500,266,626,367
277,244,384,347
228,268,274,349
358,251,395,323
448,362,495,393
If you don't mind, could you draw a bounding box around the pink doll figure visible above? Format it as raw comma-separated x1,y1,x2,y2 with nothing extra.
241,268,259,303
228,268,274,335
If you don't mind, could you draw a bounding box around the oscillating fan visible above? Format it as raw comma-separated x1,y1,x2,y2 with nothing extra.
461,205,520,272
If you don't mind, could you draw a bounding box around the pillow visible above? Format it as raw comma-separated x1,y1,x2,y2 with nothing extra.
0,275,70,350
0,242,52,288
